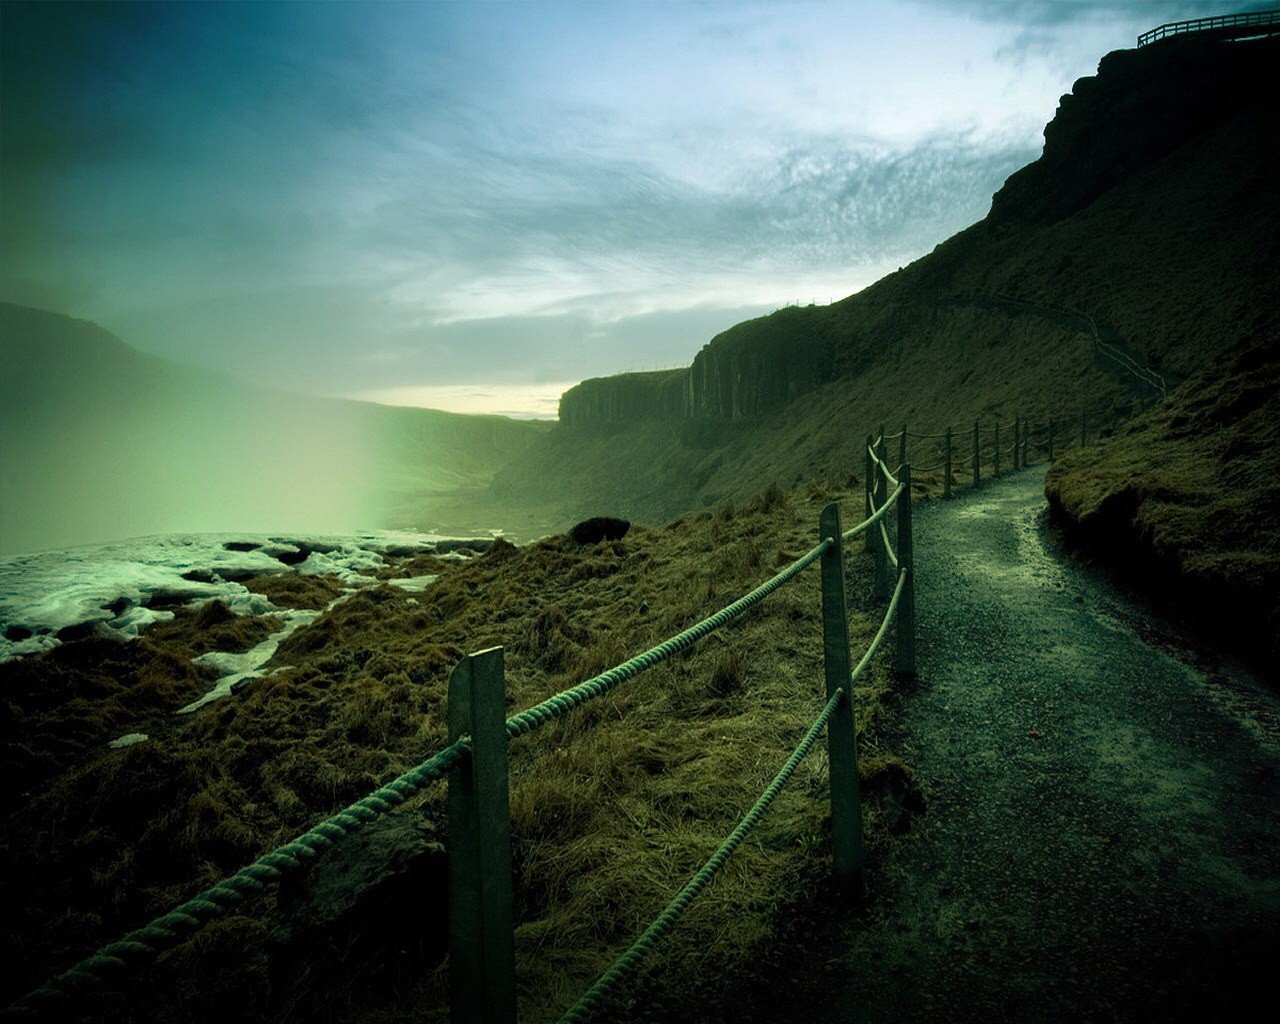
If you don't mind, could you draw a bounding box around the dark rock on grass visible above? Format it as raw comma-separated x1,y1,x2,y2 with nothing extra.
569,516,631,545
272,813,447,971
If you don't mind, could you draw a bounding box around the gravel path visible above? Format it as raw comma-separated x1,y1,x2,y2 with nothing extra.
733,465,1280,1023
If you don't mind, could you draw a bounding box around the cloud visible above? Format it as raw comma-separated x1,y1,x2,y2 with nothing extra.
3,0,1104,416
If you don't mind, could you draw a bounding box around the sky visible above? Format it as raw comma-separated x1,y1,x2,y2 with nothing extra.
0,0,1248,417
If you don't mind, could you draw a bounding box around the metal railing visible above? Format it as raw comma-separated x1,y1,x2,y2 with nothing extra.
1138,8,1280,47
9,395,1144,1020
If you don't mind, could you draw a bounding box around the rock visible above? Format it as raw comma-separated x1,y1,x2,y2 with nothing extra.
273,813,447,962
569,517,631,545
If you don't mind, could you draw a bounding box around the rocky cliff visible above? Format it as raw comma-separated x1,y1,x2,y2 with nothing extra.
558,369,687,426
490,33,1278,534
553,34,1279,433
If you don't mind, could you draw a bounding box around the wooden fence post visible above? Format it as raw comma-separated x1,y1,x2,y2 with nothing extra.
898,422,907,473
873,434,890,600
819,503,866,891
943,427,953,500
448,648,517,1024
972,420,981,488
895,466,916,678
993,422,1001,477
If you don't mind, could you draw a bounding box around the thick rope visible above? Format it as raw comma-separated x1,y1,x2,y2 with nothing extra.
868,448,899,489
844,482,902,541
11,740,469,1014
11,538,834,1016
556,688,845,1024
878,521,899,569
851,570,906,684
504,539,830,738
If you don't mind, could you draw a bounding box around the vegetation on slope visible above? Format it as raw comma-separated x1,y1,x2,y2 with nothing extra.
1046,337,1280,672
1,478,914,1023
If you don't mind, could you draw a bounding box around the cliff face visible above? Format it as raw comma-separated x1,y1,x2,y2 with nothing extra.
988,37,1280,228
492,33,1278,533
555,34,1279,434
559,369,687,426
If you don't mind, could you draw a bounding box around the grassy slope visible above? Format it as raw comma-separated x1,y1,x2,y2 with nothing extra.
1,479,911,1024
1046,337,1280,669
489,37,1279,531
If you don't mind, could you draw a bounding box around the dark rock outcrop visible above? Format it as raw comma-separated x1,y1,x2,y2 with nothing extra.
273,813,447,960
570,517,630,545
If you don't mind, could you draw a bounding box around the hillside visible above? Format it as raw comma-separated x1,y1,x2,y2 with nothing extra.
1046,336,1280,673
493,34,1279,526
0,304,549,555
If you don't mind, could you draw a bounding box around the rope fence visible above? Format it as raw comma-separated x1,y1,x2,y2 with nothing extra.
10,390,1142,1020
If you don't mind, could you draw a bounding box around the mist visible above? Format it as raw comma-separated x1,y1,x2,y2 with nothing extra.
0,304,542,556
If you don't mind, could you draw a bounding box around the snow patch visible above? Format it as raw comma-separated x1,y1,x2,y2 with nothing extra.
387,574,440,593
0,530,490,664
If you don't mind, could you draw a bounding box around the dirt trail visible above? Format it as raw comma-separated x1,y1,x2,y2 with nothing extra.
731,465,1280,1023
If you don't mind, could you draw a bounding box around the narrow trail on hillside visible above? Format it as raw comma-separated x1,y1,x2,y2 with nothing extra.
731,466,1280,1024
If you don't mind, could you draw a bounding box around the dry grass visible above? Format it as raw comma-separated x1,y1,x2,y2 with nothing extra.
1046,337,1280,667
242,574,347,610
0,478,913,1023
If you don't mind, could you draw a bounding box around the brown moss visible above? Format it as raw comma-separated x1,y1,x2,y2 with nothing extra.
242,573,346,610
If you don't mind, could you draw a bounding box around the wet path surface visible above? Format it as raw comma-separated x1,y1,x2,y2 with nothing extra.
738,466,1280,1023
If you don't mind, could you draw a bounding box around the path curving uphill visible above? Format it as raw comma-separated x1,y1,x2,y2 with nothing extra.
732,465,1280,1023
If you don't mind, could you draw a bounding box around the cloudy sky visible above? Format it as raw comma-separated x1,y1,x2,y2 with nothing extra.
1,0,1242,416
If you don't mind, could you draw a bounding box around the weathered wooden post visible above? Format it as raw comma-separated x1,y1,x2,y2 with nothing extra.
895,466,916,678
819,503,867,891
873,433,890,600
972,420,981,488
993,421,1001,477
1048,418,1055,462
448,648,517,1024
943,426,953,500
898,422,907,473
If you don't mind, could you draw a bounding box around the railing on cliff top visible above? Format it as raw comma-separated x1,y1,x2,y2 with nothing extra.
9,401,1141,1022
1137,8,1280,47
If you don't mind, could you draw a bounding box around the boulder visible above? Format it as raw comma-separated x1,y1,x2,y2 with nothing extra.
569,517,631,545
272,812,447,962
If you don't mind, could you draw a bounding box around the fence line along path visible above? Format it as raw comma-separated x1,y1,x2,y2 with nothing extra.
11,401,1136,1021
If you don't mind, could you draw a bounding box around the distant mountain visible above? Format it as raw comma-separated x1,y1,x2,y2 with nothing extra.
0,303,548,555
497,34,1279,524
